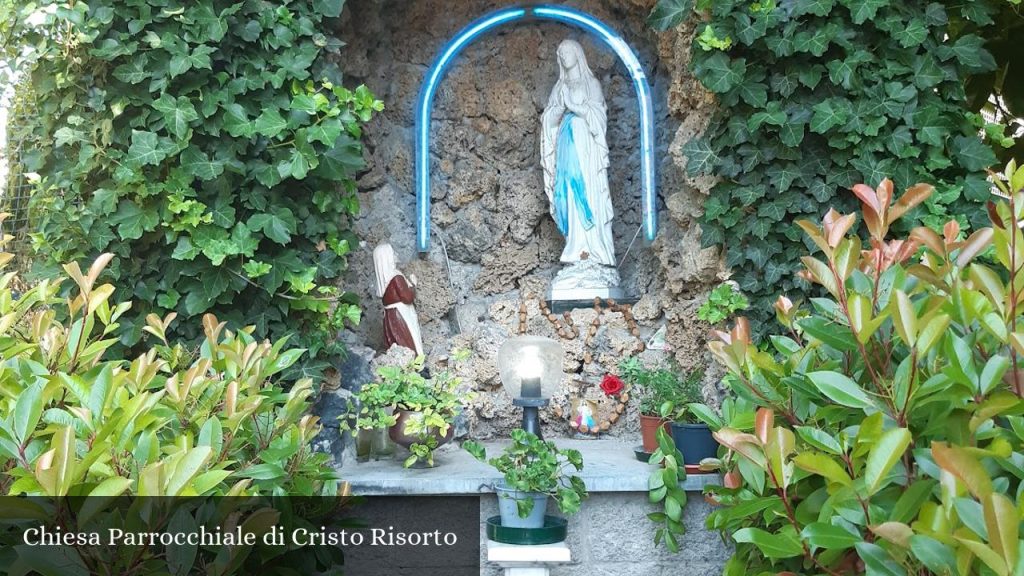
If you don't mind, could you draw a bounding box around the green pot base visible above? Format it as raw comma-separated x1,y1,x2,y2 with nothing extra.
485,515,568,545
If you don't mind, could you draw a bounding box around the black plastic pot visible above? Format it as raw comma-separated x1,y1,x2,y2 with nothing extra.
670,422,717,466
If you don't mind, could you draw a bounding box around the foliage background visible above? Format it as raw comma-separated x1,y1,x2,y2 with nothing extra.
652,0,1009,332
3,0,378,380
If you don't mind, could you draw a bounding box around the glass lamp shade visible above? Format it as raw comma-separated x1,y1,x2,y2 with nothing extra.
497,336,563,400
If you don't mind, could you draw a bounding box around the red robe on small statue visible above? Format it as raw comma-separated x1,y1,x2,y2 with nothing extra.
382,274,418,353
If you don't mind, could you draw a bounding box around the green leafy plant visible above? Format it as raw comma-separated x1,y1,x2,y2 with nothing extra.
646,426,688,552
697,281,749,325
0,239,338,498
700,167,1024,575
464,430,588,518
369,355,475,468
338,382,399,433
649,0,1000,334
3,1,380,380
618,357,704,421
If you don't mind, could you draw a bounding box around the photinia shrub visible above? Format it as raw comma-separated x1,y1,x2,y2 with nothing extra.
695,163,1024,575
0,222,337,498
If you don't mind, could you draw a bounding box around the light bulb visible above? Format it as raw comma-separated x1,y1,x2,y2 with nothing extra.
518,346,543,379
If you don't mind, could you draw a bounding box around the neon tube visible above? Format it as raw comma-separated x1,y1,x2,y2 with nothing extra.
415,5,657,252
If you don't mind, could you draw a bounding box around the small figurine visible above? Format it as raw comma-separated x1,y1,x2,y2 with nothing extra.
571,398,597,430
373,243,424,356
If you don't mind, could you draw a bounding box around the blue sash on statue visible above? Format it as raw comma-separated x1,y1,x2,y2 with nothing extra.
553,113,595,236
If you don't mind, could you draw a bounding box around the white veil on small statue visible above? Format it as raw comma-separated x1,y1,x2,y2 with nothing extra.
541,39,622,301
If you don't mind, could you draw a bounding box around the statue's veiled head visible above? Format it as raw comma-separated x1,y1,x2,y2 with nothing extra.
556,39,591,79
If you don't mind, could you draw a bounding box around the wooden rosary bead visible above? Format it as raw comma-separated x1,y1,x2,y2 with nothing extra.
583,352,592,364
620,392,629,403
554,406,563,418
609,412,620,423
579,424,590,433
631,328,641,337
600,421,610,431
615,403,626,414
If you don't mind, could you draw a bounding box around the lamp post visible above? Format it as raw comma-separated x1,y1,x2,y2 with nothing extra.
497,336,563,440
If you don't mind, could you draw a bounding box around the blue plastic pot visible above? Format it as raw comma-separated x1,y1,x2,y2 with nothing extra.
670,422,718,466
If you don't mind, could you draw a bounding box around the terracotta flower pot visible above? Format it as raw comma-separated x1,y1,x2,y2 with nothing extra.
639,413,671,453
388,409,454,450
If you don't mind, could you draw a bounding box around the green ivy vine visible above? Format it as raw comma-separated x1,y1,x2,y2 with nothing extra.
4,1,380,380
651,0,1002,332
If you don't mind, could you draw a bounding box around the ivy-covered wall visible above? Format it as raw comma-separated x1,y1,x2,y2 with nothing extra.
8,0,378,380
665,0,1004,331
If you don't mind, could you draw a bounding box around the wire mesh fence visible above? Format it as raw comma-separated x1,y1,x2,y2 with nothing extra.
0,82,36,274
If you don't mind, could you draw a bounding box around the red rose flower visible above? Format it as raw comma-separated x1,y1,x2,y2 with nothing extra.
600,374,625,396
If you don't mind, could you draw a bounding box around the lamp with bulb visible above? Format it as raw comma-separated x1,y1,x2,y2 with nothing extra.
497,336,564,439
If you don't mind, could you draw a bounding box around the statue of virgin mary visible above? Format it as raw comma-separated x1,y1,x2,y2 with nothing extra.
541,39,621,299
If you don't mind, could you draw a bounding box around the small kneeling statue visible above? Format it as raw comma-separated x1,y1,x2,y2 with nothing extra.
373,243,424,356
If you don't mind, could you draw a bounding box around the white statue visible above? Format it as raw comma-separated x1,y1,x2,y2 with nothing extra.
541,39,621,299
373,243,424,356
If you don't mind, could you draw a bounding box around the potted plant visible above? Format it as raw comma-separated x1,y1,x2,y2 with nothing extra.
381,356,473,468
666,371,718,467
619,357,683,453
465,430,588,529
338,380,399,462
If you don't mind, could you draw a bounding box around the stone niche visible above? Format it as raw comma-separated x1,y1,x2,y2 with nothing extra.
329,0,726,443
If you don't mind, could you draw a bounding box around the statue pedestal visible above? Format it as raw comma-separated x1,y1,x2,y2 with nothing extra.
547,260,631,311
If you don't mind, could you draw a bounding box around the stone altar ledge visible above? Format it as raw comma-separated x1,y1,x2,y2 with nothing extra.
342,439,720,496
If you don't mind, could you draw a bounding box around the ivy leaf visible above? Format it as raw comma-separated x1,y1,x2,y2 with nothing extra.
911,54,944,88
169,44,216,78
951,136,996,171
811,99,850,133
737,82,768,108
313,0,345,17
899,19,929,48
793,25,835,57
172,236,200,261
734,13,767,45
110,200,159,240
948,35,997,73
254,109,288,138
222,104,254,138
844,0,888,25
126,130,171,167
647,0,694,31
248,207,297,245
278,148,311,180
793,0,835,17
152,94,199,140
317,134,365,180
180,146,225,180
112,55,150,84
780,123,805,147
682,137,718,176
695,52,746,93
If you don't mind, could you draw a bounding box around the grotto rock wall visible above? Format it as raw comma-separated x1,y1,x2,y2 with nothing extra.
330,0,725,442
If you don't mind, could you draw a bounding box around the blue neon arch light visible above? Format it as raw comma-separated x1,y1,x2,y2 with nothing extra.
415,5,657,253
